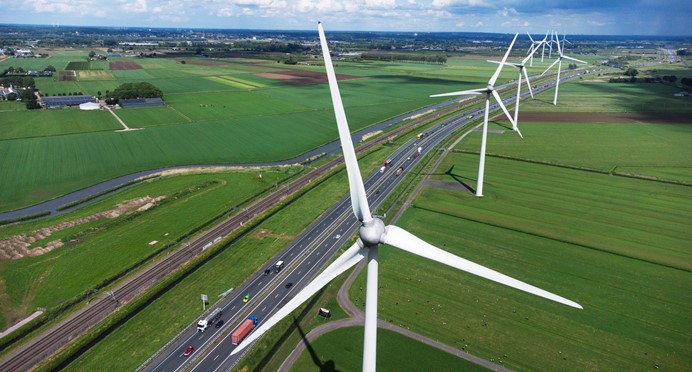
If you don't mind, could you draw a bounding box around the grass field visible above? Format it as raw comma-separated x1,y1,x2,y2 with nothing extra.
289,327,489,371
0,109,121,140
0,168,299,329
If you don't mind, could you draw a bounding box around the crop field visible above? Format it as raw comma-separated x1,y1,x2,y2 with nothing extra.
0,168,299,329
0,109,121,140
77,70,116,80
521,80,692,113
65,61,90,70
113,106,191,127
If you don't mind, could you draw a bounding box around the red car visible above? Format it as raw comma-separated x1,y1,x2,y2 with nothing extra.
183,345,194,357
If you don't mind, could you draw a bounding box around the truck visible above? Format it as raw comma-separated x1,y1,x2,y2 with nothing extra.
231,315,258,345
197,308,223,332
395,167,404,176
275,260,284,273
383,159,392,167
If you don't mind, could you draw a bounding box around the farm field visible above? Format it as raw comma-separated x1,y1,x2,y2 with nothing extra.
0,167,299,330
289,327,487,372
0,109,121,140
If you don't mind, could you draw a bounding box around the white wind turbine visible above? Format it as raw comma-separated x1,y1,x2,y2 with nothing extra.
231,23,582,371
541,31,588,105
488,51,535,138
526,32,546,67
430,33,519,197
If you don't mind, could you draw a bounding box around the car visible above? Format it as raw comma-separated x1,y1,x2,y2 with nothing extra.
243,293,251,303
183,345,194,357
334,234,341,239
215,319,224,328
285,282,293,289
264,269,271,275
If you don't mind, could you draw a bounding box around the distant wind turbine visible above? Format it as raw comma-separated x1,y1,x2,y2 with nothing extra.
231,23,582,372
526,32,546,67
430,33,518,197
488,51,535,138
541,31,588,105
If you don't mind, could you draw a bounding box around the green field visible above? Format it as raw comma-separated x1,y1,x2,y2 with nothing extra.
290,327,489,371
0,168,298,329
0,109,121,140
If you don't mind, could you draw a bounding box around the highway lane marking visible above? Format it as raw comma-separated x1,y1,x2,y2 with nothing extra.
231,306,236,310
214,354,220,361
261,306,266,312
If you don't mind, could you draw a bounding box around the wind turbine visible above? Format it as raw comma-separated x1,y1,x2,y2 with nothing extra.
231,24,582,371
541,31,588,105
526,32,545,67
488,52,535,138
540,30,550,62
430,33,519,197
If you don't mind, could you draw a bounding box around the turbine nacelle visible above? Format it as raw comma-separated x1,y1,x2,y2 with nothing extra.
360,218,385,247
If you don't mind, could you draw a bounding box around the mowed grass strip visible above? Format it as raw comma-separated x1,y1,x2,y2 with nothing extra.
0,109,121,140
77,70,116,80
289,327,489,372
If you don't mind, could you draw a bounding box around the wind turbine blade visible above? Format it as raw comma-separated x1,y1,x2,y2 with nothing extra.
526,32,535,43
318,22,372,223
555,31,562,56
487,60,519,68
231,241,368,355
381,226,583,309
542,58,560,75
491,89,516,127
515,126,524,138
489,33,518,87
522,67,534,98
430,89,484,98
562,55,588,64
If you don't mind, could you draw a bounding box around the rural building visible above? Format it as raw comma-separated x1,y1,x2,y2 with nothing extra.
119,97,164,108
42,95,97,108
79,102,101,110
0,87,18,99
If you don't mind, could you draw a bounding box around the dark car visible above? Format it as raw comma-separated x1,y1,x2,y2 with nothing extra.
215,319,224,328
183,345,194,357
264,269,271,275
285,282,293,289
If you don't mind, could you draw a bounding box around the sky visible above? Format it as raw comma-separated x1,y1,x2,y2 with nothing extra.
1,0,690,36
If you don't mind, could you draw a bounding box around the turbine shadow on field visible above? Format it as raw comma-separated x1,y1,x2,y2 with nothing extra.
445,165,475,193
296,321,339,372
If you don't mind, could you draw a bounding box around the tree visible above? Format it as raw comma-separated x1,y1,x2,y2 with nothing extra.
97,91,102,97
624,68,639,77
88,50,96,59
44,65,56,72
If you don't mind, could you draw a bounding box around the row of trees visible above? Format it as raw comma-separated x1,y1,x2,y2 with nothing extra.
360,52,447,64
104,82,163,104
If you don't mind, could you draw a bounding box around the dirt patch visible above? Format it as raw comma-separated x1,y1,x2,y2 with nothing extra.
57,70,77,81
109,61,143,70
504,112,692,124
252,229,294,240
0,196,165,260
256,69,361,85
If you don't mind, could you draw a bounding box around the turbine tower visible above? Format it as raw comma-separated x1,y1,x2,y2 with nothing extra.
231,24,582,372
541,31,588,105
488,52,535,137
430,33,518,197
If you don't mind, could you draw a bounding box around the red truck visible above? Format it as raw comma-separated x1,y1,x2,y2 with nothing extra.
231,315,258,345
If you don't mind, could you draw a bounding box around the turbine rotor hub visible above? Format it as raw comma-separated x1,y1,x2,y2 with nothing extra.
359,218,385,247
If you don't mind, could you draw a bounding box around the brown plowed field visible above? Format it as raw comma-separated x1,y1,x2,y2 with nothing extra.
497,112,691,124
256,69,361,84
109,61,143,70
57,70,76,81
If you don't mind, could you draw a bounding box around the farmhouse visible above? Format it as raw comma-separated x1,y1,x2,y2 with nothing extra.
0,87,18,99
